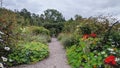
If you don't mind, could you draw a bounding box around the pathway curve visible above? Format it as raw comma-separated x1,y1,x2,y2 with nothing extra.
11,38,71,68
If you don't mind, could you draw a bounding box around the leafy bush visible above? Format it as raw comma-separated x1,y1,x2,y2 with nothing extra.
66,35,120,68
42,22,64,36
20,26,51,43
31,35,51,44
24,26,50,35
8,42,49,66
109,31,120,47
66,38,104,68
58,33,80,48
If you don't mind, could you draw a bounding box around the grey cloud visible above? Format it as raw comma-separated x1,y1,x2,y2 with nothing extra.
3,0,120,20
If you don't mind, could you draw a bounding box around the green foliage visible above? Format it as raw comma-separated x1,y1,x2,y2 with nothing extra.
63,21,79,33
58,33,80,48
24,26,50,35
30,35,51,44
109,31,120,47
20,26,51,44
8,42,49,66
66,38,104,68
42,9,65,23
42,22,64,36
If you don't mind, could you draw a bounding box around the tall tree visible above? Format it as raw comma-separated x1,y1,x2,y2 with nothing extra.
75,14,82,21
41,9,65,23
41,9,65,36
19,8,32,25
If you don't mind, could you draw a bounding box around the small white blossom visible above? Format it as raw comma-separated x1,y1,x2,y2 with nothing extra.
0,39,3,42
76,25,80,28
76,29,79,31
108,48,114,51
109,39,112,41
111,45,115,47
22,28,26,32
4,47,10,51
94,55,97,58
0,31,4,35
0,63,4,68
112,42,115,44
9,59,13,62
110,52,116,54
101,51,105,54
115,58,120,62
1,56,8,62
104,54,108,57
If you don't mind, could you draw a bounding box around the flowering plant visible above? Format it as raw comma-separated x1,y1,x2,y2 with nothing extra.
90,33,97,38
104,55,116,65
82,33,97,40
0,30,11,68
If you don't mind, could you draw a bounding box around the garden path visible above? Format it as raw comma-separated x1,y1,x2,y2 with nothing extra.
11,38,71,68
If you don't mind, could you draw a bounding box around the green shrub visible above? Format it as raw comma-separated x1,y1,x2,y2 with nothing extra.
42,22,64,36
24,26,50,35
20,26,51,43
8,42,49,66
31,35,51,44
58,33,80,48
109,31,120,47
66,38,103,68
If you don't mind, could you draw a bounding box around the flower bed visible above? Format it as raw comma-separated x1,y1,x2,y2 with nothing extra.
66,33,120,68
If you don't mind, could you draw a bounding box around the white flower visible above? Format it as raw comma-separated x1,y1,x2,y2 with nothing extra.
104,54,108,57
94,55,97,58
4,47,10,51
111,45,115,47
109,39,112,41
108,48,114,51
101,51,105,54
112,42,115,44
0,31,4,35
9,59,13,62
0,39,3,42
0,63,4,68
110,52,116,54
76,29,79,31
76,25,80,28
115,58,120,62
1,56,8,62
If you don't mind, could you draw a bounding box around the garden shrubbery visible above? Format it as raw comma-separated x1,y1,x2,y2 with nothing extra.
20,26,51,44
58,33,80,48
59,16,120,68
6,26,51,66
8,42,49,66
24,26,50,35
0,8,50,67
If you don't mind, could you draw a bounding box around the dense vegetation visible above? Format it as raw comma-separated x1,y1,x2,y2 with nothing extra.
0,8,53,67
58,15,120,68
0,7,120,68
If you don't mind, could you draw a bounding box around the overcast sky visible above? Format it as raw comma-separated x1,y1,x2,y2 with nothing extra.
3,0,120,20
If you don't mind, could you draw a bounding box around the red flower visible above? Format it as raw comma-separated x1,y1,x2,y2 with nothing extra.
82,34,89,39
90,33,97,38
104,55,116,65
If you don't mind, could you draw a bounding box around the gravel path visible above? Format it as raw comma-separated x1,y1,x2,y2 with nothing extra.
11,38,71,68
